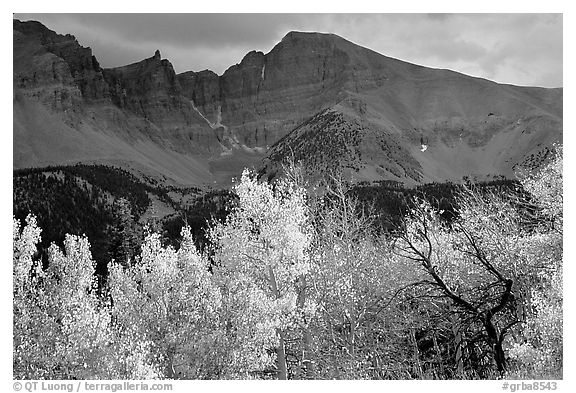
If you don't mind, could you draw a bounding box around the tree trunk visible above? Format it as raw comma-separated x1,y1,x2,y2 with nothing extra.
269,265,288,380
484,315,506,372
494,340,506,373
276,331,288,380
297,276,315,379
410,328,423,378
349,312,356,357
164,346,176,379
302,329,314,378
450,313,464,376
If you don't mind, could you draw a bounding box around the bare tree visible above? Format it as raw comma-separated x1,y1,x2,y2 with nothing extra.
394,191,522,373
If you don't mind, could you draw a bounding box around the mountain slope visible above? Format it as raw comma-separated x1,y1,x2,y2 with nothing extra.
252,33,562,183
261,108,423,184
13,21,562,187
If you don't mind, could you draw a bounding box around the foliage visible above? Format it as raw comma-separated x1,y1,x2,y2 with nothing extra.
13,215,159,379
13,164,160,276
505,146,563,379
14,164,155,216
162,189,236,254
108,227,224,378
107,197,142,267
350,178,523,232
307,179,420,378
13,148,562,380
209,169,314,378
13,169,115,272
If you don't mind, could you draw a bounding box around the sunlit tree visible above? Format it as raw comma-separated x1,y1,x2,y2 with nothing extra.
507,146,563,378
108,226,223,379
308,176,420,378
393,145,563,376
394,191,524,374
209,169,314,379
12,145,563,380
12,216,152,379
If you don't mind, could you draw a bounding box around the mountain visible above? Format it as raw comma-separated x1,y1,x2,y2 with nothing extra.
13,20,563,188
256,32,562,184
13,20,220,186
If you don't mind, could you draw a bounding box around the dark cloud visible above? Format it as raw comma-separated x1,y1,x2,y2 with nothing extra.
13,13,562,87
15,13,307,74
17,14,300,47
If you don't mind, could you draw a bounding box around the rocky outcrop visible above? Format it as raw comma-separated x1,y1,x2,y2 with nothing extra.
13,19,223,180
103,51,183,121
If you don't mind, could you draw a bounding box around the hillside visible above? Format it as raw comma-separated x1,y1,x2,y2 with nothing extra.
13,20,562,187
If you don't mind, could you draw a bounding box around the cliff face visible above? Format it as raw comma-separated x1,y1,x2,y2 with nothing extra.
13,20,109,104
178,69,221,120
13,20,222,185
178,32,362,146
103,51,182,118
14,20,563,187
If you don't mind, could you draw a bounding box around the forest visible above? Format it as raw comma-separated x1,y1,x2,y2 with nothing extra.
13,148,562,380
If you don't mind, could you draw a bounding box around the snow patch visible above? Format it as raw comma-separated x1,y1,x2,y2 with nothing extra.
420,144,428,152
190,101,233,153
261,64,266,80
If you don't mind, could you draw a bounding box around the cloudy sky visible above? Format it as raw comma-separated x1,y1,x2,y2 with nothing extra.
14,13,562,88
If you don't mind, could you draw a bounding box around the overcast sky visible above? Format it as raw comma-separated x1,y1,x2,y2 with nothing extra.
14,13,562,88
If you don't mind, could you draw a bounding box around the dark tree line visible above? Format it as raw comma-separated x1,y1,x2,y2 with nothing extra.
14,163,531,282
162,189,238,254
13,165,152,277
350,178,529,232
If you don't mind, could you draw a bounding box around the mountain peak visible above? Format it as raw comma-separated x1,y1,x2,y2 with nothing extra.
154,49,161,60
239,50,264,66
278,31,349,48
282,30,339,41
273,30,372,60
14,19,78,45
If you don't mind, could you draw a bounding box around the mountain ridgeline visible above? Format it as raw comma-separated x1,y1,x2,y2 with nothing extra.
13,19,562,188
